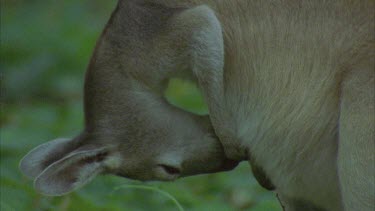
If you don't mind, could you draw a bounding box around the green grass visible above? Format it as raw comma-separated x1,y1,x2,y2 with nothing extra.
112,185,185,211
1,0,281,210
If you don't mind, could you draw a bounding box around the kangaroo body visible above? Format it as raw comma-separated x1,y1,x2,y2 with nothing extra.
189,1,374,210
160,1,375,210
20,1,374,210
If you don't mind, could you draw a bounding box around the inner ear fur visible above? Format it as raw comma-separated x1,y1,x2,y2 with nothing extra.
34,147,115,196
19,137,81,179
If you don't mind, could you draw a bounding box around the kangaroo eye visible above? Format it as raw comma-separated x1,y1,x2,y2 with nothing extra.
158,164,181,175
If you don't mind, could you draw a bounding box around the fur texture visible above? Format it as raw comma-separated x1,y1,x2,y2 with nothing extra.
20,1,374,210
155,0,374,210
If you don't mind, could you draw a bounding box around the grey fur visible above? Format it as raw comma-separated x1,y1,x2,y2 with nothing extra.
20,1,374,210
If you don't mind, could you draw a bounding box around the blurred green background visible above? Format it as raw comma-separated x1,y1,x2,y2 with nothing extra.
0,0,281,210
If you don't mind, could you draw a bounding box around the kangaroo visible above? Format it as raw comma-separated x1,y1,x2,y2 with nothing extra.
20,1,374,211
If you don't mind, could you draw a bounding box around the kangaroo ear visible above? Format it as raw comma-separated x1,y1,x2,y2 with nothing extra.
34,147,118,196
19,138,79,179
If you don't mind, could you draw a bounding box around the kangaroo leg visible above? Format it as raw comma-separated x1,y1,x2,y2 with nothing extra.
338,57,375,211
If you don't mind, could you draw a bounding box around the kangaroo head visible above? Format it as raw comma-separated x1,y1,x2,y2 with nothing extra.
19,0,237,196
